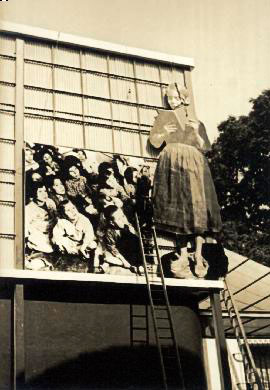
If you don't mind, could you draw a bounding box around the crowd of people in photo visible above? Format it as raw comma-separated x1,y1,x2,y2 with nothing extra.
25,143,154,275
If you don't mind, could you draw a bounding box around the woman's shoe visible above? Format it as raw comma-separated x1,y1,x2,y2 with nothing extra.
193,253,209,278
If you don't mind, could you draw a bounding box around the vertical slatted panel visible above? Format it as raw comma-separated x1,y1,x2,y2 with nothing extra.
54,68,81,93
110,78,136,102
172,66,185,86
135,61,160,82
0,58,16,82
84,51,108,73
0,34,16,56
24,41,52,62
159,65,174,85
136,82,162,107
0,237,15,268
24,116,54,145
0,112,15,138
84,98,111,120
141,132,154,158
24,89,53,111
0,183,15,201
109,57,134,77
79,49,86,148
25,63,53,89
0,84,15,105
84,73,110,98
55,92,82,115
54,46,80,68
139,107,157,127
0,170,15,183
112,103,138,125
114,129,141,155
0,203,15,233
0,141,15,169
85,125,113,152
55,120,84,148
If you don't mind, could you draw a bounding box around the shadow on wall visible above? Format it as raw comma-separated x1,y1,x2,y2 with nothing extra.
22,345,206,390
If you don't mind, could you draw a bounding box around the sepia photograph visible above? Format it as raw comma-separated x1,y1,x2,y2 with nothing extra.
0,0,269,389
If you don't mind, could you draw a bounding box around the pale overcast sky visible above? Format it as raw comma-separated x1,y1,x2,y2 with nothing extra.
1,0,270,141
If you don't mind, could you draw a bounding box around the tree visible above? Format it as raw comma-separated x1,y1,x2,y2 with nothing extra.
208,90,270,265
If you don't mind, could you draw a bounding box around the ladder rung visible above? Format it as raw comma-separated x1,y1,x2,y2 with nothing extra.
132,340,148,343
131,314,147,318
157,327,171,330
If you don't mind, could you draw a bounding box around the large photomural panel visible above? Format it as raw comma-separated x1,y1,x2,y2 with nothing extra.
24,142,160,276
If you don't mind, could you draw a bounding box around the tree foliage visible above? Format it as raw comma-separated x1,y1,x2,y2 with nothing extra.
208,90,270,265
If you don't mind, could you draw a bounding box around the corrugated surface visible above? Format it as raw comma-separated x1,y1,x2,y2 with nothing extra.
0,204,14,234
110,78,136,103
0,57,15,83
0,84,15,105
139,107,157,126
114,129,141,155
25,63,52,89
24,116,54,145
159,65,173,84
0,35,16,56
54,46,80,68
0,183,14,201
172,67,185,85
109,57,134,77
0,142,14,169
54,67,81,94
55,120,84,148
24,89,53,111
84,73,109,98
112,103,138,125
84,51,108,73
84,98,111,120
55,92,82,115
160,65,184,86
24,41,52,62
0,237,15,268
85,125,113,152
136,82,162,107
0,170,15,184
135,61,160,82
0,112,15,139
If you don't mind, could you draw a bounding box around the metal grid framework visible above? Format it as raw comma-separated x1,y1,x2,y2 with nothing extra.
0,32,194,269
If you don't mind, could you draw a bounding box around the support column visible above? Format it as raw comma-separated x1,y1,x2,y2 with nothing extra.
14,38,24,270
10,284,25,390
210,290,232,390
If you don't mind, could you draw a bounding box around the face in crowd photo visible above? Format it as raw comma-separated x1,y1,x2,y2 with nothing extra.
24,143,155,275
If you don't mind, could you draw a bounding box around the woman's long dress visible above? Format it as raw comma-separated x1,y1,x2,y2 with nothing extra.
150,108,222,235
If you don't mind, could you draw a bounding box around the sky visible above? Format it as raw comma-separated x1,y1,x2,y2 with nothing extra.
1,0,270,141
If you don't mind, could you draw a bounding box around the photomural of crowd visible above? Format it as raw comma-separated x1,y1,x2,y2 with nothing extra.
25,143,156,275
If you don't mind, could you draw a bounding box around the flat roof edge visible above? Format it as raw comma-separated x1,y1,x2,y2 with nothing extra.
0,269,223,289
0,21,195,67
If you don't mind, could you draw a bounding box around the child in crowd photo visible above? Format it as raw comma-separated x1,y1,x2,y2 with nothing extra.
52,199,97,258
